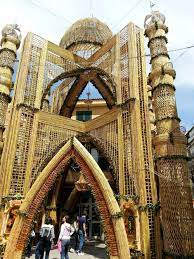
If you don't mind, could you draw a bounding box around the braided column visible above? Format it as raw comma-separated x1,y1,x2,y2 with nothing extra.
0,24,21,154
145,11,194,257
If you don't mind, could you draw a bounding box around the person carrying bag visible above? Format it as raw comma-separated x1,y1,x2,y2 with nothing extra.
35,217,55,259
58,215,75,259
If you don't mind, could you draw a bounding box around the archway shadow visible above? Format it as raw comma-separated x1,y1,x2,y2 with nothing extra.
28,240,107,259
83,240,107,258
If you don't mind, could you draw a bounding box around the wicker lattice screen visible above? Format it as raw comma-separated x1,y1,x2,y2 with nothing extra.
89,119,119,183
9,107,34,195
136,27,157,258
31,121,78,184
158,159,194,255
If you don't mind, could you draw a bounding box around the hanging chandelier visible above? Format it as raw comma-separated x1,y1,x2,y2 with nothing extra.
75,173,90,192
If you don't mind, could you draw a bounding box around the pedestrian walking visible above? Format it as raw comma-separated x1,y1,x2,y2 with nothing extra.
76,214,87,256
26,229,35,257
35,217,55,259
58,215,75,259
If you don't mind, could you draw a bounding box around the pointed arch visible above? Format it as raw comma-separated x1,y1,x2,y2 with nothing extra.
4,137,130,259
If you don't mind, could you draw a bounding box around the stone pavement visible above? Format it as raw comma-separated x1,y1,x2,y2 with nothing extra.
29,241,107,259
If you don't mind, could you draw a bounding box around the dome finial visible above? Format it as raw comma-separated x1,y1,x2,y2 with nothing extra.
144,11,166,29
1,24,21,48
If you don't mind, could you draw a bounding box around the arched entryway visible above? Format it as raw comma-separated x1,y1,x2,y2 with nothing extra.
41,67,116,117
4,137,129,259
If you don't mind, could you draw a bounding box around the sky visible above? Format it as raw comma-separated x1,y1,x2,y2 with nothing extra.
0,0,194,130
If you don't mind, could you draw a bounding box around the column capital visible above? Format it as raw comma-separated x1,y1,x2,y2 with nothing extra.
144,11,168,38
1,24,21,50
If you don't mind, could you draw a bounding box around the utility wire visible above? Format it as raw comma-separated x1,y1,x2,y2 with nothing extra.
27,0,194,65
14,44,194,66
30,0,72,25
111,0,145,31
173,48,190,63
118,44,194,61
168,45,194,54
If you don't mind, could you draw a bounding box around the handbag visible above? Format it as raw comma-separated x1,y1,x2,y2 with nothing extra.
57,240,62,253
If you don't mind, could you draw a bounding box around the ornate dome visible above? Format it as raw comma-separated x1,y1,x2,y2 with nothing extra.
59,18,113,59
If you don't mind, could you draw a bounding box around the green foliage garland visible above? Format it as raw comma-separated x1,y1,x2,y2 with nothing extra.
111,211,124,219
137,201,160,213
130,249,144,258
114,194,140,204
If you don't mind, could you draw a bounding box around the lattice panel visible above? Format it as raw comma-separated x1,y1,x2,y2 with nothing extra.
154,86,177,119
9,108,34,195
158,159,194,255
17,33,83,110
31,122,78,184
93,46,115,79
23,35,45,107
122,104,137,195
43,49,79,90
136,29,153,202
68,43,100,59
0,94,9,127
51,77,77,114
42,51,82,109
89,120,119,183
43,60,64,92
136,28,157,258
119,26,130,103
98,74,116,96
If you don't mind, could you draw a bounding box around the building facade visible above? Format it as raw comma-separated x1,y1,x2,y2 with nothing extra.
0,11,193,259
186,126,194,202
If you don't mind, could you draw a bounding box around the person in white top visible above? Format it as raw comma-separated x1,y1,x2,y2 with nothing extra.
58,215,75,259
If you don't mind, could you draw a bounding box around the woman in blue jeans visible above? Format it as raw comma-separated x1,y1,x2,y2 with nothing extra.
35,217,55,259
58,216,75,259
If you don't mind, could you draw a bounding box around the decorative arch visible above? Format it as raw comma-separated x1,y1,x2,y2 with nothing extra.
32,132,118,186
41,67,117,116
4,137,130,259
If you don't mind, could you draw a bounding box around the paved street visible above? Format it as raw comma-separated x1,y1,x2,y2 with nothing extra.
29,241,107,259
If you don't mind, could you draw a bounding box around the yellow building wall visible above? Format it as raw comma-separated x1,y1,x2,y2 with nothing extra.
71,99,109,120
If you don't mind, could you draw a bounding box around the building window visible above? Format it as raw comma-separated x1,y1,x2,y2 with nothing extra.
76,111,92,121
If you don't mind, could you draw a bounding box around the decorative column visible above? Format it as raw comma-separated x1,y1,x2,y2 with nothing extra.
145,11,194,257
0,25,21,255
0,24,21,155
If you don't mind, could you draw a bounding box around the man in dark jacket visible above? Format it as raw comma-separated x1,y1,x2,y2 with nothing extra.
76,214,87,255
35,217,55,259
